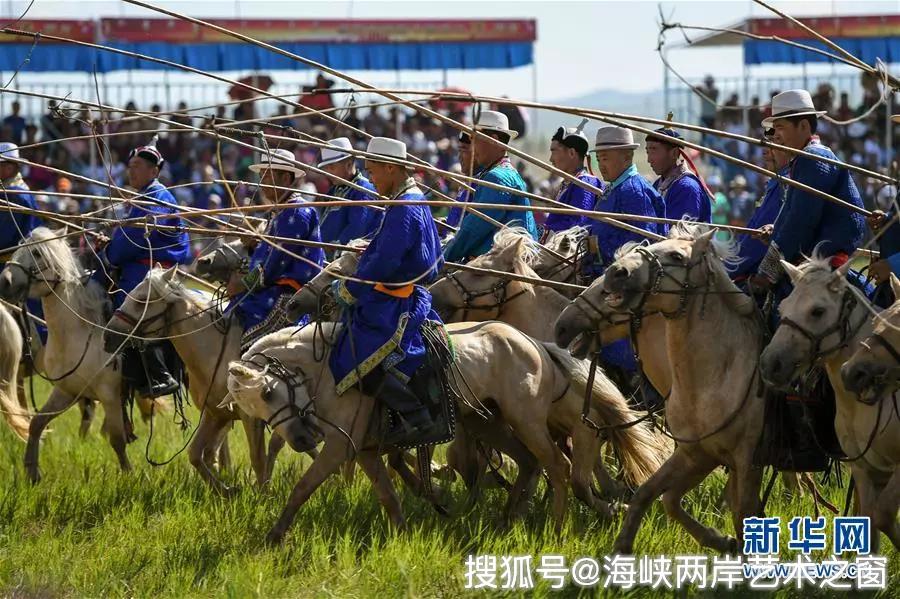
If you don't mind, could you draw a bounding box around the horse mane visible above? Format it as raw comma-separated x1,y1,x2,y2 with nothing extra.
667,220,741,267
17,228,83,285
490,227,540,266
146,268,212,309
15,228,110,323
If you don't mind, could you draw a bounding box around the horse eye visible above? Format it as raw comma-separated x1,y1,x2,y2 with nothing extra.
811,307,826,318
668,251,683,261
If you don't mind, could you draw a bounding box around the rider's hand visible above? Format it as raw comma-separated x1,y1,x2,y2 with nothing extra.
869,259,893,285
751,224,774,244
93,233,111,249
867,210,887,231
226,272,244,297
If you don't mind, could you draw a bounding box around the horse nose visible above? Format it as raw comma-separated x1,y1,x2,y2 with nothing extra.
103,329,127,355
608,264,628,281
760,350,789,386
841,361,877,394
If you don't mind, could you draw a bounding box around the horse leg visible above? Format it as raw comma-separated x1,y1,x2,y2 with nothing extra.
661,456,735,554
594,460,629,501
188,411,233,495
266,435,351,545
100,399,133,472
800,472,838,516
571,428,617,519
78,398,95,438
849,465,881,553
781,471,803,499
728,460,763,551
341,460,357,484
239,413,269,486
216,434,232,473
871,466,900,550
508,420,571,530
357,450,406,530
24,387,76,483
266,433,286,481
614,448,722,554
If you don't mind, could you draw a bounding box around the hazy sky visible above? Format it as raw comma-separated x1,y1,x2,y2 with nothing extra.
8,0,899,100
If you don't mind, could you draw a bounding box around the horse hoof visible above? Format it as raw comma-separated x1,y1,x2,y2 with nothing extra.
220,485,241,499
725,536,739,555
612,539,633,556
265,529,285,546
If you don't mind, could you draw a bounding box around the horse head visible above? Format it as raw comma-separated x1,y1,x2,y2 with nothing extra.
760,257,857,390
193,237,247,283
429,227,535,322
554,274,631,359
285,248,360,323
226,330,324,453
0,227,80,303
841,274,900,403
103,266,180,354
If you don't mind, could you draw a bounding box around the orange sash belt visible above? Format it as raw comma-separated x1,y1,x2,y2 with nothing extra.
374,283,414,298
276,278,303,291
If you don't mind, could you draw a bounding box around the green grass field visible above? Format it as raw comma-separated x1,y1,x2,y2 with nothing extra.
0,378,896,598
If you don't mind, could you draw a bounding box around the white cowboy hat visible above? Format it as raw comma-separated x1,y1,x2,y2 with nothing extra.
762,89,826,128
474,110,519,139
248,148,305,176
317,137,355,168
365,137,407,165
593,126,639,151
0,142,20,162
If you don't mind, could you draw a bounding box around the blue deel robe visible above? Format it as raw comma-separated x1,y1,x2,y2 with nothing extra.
544,169,602,233
654,166,711,223
767,140,865,266
98,179,191,308
231,193,325,331
581,165,666,374
444,167,485,238
443,157,538,262
0,175,44,342
730,170,786,280
319,172,382,245
329,184,444,395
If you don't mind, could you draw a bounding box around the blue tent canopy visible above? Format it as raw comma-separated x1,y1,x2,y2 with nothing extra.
743,37,900,65
0,40,534,73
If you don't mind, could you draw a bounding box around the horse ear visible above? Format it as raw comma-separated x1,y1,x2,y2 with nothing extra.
55,226,68,237
162,265,180,283
780,260,804,285
891,273,900,300
217,394,236,411
828,260,852,291
690,229,716,257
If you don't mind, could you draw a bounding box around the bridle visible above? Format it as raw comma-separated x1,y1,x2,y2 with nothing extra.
5,255,65,296
778,286,867,363
439,269,528,321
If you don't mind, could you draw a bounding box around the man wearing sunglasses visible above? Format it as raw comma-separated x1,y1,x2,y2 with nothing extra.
443,111,538,263
543,121,603,238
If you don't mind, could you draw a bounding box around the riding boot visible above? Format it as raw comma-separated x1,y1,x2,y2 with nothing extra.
377,372,439,447
139,343,180,399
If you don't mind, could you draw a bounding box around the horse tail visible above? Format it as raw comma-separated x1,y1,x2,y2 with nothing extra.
541,342,669,486
0,304,29,440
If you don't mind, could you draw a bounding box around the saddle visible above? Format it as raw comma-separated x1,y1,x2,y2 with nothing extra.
373,321,457,451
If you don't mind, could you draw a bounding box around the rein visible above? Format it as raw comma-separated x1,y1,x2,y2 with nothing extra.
441,269,528,320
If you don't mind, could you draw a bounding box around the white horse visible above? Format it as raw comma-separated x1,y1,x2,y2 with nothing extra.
764,260,900,551
599,223,765,554
0,227,137,480
0,301,28,440
226,315,665,543
101,266,287,493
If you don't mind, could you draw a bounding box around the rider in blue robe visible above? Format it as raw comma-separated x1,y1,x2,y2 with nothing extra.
316,139,382,248
226,149,325,351
0,143,45,343
231,193,324,351
329,137,445,445
647,127,712,223
544,123,603,235
444,132,484,238
443,111,537,262
755,136,865,286
99,143,191,397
